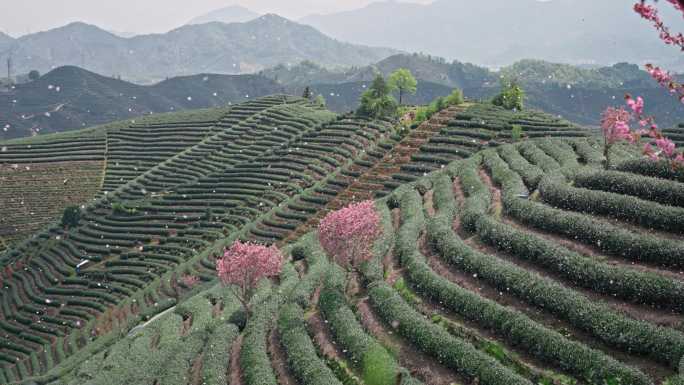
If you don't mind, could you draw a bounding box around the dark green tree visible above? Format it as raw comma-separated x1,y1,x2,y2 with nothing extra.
388,68,417,105
61,206,81,228
358,74,398,118
28,70,40,81
492,79,525,111
302,86,313,100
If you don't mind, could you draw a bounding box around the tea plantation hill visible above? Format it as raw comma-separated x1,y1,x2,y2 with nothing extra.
0,103,256,253
0,95,607,384
0,66,286,140
40,138,684,385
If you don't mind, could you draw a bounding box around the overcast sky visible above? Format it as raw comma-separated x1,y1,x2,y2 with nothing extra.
0,0,434,37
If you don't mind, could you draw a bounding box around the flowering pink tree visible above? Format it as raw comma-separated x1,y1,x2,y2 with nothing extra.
601,94,684,168
318,200,382,270
216,240,282,315
600,106,635,169
598,1,684,169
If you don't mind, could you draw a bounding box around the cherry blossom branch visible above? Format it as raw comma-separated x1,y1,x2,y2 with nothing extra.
635,1,684,50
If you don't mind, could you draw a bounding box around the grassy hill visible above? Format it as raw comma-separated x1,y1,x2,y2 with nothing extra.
0,66,285,140
0,95,600,384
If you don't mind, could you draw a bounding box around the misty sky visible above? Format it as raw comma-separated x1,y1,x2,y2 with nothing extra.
0,0,434,37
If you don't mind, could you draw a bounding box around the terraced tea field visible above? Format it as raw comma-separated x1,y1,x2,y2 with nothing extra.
37,138,684,385
6,95,679,385
0,106,238,253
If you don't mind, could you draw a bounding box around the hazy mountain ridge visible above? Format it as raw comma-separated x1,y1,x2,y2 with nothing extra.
262,54,658,90
3,54,683,140
260,54,493,89
300,0,684,71
188,5,260,25
0,66,284,139
0,31,14,51
0,15,398,83
262,54,684,126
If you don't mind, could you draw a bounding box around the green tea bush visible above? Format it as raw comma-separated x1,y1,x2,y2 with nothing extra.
540,172,684,232
574,169,684,207
278,303,343,385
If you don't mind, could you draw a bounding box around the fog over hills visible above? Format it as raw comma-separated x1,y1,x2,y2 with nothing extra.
187,5,260,25
0,14,398,83
300,0,684,70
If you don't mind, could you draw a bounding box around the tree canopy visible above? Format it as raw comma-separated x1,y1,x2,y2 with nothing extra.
358,74,398,118
492,79,525,111
388,68,418,105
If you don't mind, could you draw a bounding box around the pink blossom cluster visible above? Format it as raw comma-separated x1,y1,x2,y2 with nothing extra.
634,1,684,50
216,241,282,308
645,64,684,103
601,95,684,167
318,200,382,269
601,107,634,146
635,2,684,104
667,0,684,13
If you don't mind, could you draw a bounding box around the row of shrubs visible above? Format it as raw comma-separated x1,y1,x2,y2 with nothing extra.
476,151,684,309
573,169,684,208
458,150,684,368
615,158,684,183
320,266,403,385
540,172,684,233
278,303,343,385
382,189,533,385
394,175,654,385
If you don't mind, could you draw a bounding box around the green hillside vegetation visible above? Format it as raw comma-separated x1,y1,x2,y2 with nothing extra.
14,130,684,385
261,54,684,126
4,94,684,385
0,95,596,384
0,66,285,140
0,105,248,253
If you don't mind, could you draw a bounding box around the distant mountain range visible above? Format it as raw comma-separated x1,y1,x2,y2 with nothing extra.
300,0,684,71
263,54,684,127
3,54,684,141
0,15,397,83
0,66,285,140
188,5,260,25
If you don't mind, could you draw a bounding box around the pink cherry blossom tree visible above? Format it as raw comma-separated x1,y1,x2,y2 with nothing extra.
600,106,635,169
318,200,382,271
216,240,282,316
598,1,684,169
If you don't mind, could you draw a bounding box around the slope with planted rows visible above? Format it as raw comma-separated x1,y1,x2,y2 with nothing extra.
38,137,684,385
0,96,599,384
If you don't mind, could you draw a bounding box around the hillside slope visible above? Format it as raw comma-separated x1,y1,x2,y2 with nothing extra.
7,99,684,385
0,96,594,384
0,66,285,140
0,15,397,83
262,55,684,126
